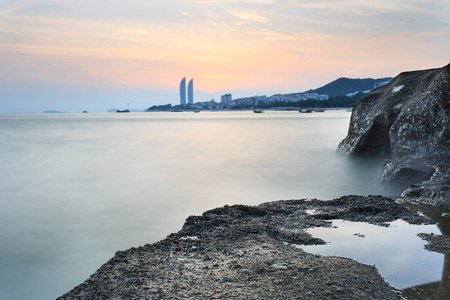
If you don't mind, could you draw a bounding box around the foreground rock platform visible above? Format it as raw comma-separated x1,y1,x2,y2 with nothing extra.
58,196,433,299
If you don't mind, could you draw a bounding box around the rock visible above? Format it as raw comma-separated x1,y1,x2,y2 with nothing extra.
401,164,450,209
417,233,450,255
338,63,450,188
380,158,436,189
58,196,424,299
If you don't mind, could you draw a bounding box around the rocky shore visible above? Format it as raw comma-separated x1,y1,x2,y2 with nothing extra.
59,64,449,299
58,196,433,300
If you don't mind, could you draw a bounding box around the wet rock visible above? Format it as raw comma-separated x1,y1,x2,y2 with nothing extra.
401,165,450,209
417,233,450,255
337,63,450,189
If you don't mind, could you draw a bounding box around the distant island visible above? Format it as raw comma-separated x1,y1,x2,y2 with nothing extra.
41,110,70,114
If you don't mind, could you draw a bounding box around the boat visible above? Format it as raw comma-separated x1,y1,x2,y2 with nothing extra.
253,109,264,113
83,110,88,113
193,110,200,113
299,109,313,113
117,103,131,113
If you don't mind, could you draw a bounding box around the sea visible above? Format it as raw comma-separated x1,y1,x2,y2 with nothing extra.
0,110,443,299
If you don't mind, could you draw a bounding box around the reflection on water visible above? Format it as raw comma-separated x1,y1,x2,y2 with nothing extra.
300,202,450,299
299,219,443,289
401,203,450,300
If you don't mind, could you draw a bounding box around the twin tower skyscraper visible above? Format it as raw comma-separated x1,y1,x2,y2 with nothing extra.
179,78,194,105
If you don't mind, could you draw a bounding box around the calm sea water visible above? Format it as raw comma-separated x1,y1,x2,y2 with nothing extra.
0,110,424,299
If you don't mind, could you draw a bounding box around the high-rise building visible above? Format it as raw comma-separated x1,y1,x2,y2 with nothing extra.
221,93,232,104
235,96,258,106
179,78,186,105
188,79,194,104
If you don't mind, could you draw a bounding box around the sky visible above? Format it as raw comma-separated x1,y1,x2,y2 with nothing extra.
0,0,449,113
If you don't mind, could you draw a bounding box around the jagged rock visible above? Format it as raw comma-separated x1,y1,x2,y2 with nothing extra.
338,63,450,188
380,158,437,189
401,165,450,209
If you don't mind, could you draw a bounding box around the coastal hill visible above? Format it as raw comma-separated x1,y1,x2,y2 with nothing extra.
306,77,394,97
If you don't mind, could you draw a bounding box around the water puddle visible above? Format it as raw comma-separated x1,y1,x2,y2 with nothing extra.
299,219,442,289
298,203,450,299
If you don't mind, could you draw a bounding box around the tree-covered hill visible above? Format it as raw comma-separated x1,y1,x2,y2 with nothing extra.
306,77,393,97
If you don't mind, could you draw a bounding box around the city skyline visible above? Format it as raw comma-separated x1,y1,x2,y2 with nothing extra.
0,1,449,113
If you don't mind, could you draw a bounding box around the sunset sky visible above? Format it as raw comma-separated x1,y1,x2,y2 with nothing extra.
1,0,449,112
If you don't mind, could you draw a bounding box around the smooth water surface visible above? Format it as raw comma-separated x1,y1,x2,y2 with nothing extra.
300,219,443,289
1,110,391,299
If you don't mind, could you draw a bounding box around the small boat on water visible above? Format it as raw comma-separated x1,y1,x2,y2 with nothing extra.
193,110,200,113
299,109,313,113
83,110,88,113
117,103,131,113
253,109,264,113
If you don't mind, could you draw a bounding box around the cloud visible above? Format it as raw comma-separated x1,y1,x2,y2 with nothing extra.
229,10,270,23
0,51,115,87
191,0,273,3
260,30,297,41
118,28,149,36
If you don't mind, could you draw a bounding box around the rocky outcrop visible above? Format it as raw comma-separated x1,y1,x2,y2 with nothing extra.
338,63,450,188
58,196,429,300
401,164,450,209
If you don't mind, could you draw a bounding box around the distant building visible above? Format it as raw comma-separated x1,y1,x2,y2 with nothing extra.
179,78,186,105
374,80,391,89
221,93,232,104
316,94,329,100
269,94,294,102
267,93,328,102
236,96,258,106
188,79,194,104
256,95,268,102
